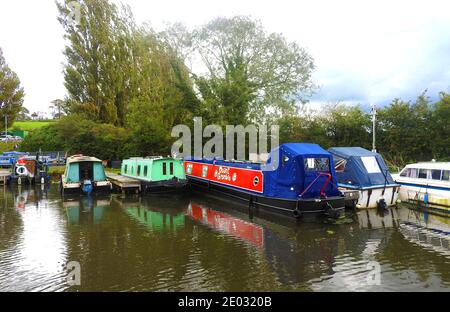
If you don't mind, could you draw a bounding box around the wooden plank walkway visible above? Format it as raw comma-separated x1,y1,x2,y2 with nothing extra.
106,172,141,193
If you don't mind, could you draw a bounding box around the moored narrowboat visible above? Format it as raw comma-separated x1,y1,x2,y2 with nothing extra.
328,147,400,209
121,156,187,193
8,155,51,185
184,143,346,218
60,155,111,195
393,161,450,214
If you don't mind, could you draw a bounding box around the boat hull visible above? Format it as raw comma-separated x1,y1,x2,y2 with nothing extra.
140,178,188,193
338,184,400,209
8,175,51,185
187,176,345,218
61,182,112,195
396,182,450,213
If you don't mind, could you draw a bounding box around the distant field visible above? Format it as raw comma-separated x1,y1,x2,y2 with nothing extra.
13,121,56,131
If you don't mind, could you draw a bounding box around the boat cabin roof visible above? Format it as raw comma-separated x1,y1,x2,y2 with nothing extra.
123,156,180,162
328,147,379,159
67,155,102,164
403,162,450,170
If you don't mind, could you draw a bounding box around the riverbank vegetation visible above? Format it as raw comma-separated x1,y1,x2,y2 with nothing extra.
16,0,450,168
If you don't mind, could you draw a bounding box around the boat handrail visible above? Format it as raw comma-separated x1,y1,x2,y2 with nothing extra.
299,172,332,198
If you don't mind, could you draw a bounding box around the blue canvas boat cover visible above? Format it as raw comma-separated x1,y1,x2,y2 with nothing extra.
263,143,341,199
328,147,396,188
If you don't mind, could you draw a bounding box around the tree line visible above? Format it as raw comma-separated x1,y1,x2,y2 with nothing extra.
1,0,447,167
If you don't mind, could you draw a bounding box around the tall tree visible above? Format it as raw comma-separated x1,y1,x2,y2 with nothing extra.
185,16,315,125
125,29,200,155
378,92,433,165
322,103,371,148
57,0,138,125
50,99,65,119
0,48,24,129
431,92,450,160
15,106,30,121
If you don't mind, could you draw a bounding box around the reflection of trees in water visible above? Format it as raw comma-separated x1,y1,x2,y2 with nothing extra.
0,186,23,252
0,185,49,252
0,185,67,291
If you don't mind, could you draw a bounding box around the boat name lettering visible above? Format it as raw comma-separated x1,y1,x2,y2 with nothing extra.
216,166,231,181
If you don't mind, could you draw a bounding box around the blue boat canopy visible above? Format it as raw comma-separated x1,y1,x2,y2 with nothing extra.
263,143,341,199
328,147,396,188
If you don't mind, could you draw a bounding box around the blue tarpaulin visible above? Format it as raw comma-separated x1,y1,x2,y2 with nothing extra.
328,147,396,188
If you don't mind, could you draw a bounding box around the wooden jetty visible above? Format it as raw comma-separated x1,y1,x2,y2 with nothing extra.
106,172,141,193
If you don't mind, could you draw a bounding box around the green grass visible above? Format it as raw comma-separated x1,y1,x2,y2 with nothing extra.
48,165,65,175
12,121,56,131
105,167,121,174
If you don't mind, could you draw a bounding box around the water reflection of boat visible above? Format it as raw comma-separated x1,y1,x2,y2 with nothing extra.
113,195,189,231
187,203,264,248
187,195,362,286
64,196,111,225
10,185,48,209
397,208,450,257
355,207,400,229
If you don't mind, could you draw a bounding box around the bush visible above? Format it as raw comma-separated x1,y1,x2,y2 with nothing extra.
20,114,132,160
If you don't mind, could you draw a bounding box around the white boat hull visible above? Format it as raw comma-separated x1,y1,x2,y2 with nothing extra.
339,184,400,209
396,183,450,211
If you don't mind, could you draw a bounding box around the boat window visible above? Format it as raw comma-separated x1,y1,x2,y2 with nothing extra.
304,158,329,172
361,156,381,173
186,164,193,174
124,165,127,174
442,170,450,181
163,163,167,175
408,168,418,178
418,169,427,179
144,166,148,176
202,165,208,178
335,159,347,173
170,162,174,175
137,165,141,176
399,168,409,177
431,169,441,180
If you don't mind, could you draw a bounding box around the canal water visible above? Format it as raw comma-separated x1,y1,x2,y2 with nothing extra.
0,185,449,292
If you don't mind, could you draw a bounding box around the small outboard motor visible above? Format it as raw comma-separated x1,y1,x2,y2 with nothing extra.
377,198,388,211
82,179,93,195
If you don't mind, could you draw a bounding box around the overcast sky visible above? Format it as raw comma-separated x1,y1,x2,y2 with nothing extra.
1,0,450,114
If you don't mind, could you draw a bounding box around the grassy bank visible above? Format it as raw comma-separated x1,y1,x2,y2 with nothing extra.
12,121,56,131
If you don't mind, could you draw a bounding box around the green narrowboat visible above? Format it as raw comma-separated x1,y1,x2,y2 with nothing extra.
121,156,187,193
60,154,112,195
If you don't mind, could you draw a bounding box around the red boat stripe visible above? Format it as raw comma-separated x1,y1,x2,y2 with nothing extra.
184,161,264,193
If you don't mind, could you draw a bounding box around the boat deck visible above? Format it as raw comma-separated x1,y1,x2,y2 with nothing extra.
106,173,141,193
